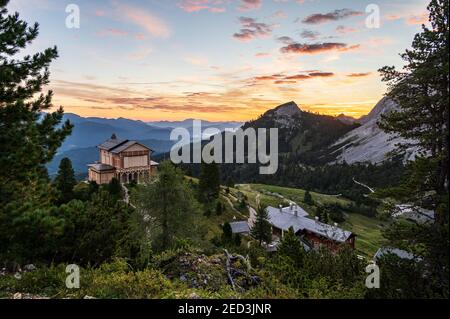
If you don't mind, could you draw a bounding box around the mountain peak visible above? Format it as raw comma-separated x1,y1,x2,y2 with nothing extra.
273,101,301,117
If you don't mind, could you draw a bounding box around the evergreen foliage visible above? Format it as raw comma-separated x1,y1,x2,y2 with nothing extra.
376,0,449,297
54,157,76,205
134,161,205,251
0,0,72,262
251,205,272,246
198,161,221,203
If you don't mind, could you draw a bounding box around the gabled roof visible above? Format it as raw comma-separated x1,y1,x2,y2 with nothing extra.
374,247,420,261
98,136,129,151
110,141,153,154
98,135,153,153
267,206,353,243
267,205,309,219
229,221,250,234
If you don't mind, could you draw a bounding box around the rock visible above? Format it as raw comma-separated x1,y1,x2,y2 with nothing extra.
14,273,22,280
13,292,23,299
83,295,96,299
188,293,200,299
24,264,37,272
179,275,187,282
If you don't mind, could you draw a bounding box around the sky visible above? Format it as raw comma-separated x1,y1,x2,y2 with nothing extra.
7,0,430,121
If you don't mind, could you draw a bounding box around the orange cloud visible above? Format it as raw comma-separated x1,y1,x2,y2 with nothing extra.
336,25,358,34
347,72,372,77
238,0,262,12
233,17,274,42
281,42,360,55
302,9,363,25
117,4,171,38
178,0,226,13
407,13,428,25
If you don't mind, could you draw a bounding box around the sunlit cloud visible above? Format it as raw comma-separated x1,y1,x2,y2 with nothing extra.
19,0,429,121
116,4,171,38
300,29,321,40
233,17,274,41
347,72,372,78
280,42,360,55
301,9,363,25
406,13,428,25
238,0,262,12
183,55,210,66
336,25,358,34
178,0,227,13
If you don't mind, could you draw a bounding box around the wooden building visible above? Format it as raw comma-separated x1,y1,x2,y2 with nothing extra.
88,134,159,184
266,205,356,253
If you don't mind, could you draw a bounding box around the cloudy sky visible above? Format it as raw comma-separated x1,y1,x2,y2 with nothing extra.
8,0,430,121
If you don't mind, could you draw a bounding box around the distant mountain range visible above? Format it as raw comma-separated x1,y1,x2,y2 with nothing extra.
48,114,242,177
147,119,243,131
48,100,416,179
60,114,243,152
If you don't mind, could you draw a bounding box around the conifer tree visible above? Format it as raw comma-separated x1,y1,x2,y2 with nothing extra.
304,190,313,205
198,161,221,202
0,0,72,261
108,177,123,199
54,157,76,205
134,161,203,251
277,227,306,266
378,0,449,223
0,0,72,203
251,205,272,246
378,0,449,297
222,222,233,243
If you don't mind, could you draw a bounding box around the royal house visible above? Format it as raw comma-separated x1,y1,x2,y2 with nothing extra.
88,134,159,184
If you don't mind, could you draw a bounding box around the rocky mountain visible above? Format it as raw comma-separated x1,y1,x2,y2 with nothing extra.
336,114,358,125
329,97,418,164
242,101,359,163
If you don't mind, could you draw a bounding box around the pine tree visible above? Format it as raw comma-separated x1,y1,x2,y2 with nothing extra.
251,205,272,246
321,211,329,225
108,177,123,199
277,227,306,266
134,161,203,251
233,234,242,247
216,201,223,215
378,0,449,223
198,161,221,202
304,190,313,205
0,0,72,203
54,157,76,205
222,222,233,243
0,0,72,261
377,0,449,297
